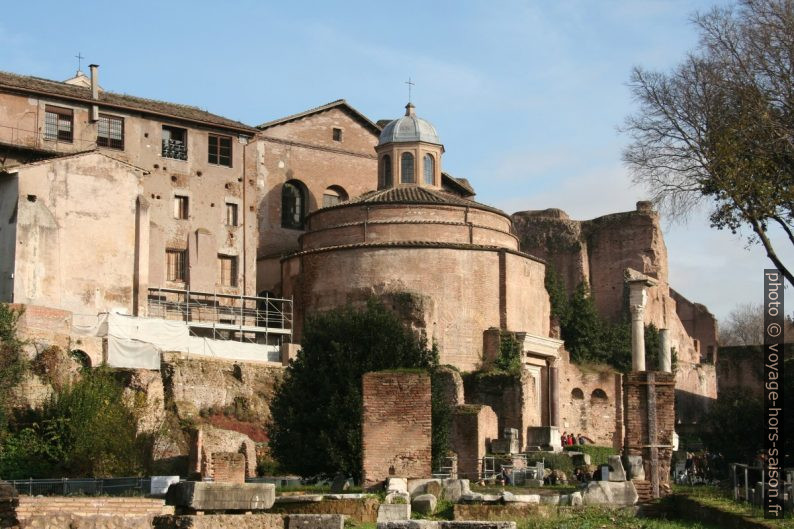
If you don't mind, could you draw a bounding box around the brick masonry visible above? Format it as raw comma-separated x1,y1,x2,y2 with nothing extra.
623,371,675,495
361,371,432,489
450,404,498,480
211,452,246,484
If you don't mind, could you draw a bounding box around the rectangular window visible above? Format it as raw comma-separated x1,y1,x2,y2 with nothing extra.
162,125,188,160
44,106,73,142
173,195,189,219
225,202,238,226
332,127,343,142
218,254,238,287
208,134,232,166
97,114,124,150
166,249,186,282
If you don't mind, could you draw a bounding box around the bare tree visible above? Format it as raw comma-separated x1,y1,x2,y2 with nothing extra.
623,0,794,285
720,302,794,344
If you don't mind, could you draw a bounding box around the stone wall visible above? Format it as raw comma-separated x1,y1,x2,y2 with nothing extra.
210,452,246,483
189,426,257,480
16,496,173,529
556,352,623,449
450,404,498,480
154,513,284,529
462,372,532,449
268,498,379,523
361,371,432,489
623,371,675,494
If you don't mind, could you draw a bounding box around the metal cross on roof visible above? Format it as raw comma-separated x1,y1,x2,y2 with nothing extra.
405,77,415,103
75,52,85,73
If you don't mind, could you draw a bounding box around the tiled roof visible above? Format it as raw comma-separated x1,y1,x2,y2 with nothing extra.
322,186,506,217
257,99,381,134
287,240,544,264
441,171,475,197
0,70,257,133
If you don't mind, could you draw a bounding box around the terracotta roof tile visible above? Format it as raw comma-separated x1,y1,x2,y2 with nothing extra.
0,70,256,133
325,186,505,217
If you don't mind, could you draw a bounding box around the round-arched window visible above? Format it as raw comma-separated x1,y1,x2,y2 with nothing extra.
423,153,435,185
281,180,307,229
322,185,348,208
401,152,415,184
591,389,608,401
381,155,392,188
571,388,584,400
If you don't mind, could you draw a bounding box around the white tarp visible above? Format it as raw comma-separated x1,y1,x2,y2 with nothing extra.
76,312,280,369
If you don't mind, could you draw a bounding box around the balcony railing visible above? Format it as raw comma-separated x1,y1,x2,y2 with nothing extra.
147,287,292,340
161,138,187,160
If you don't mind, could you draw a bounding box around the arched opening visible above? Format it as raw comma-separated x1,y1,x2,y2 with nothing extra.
591,388,608,401
423,153,435,185
381,155,392,188
281,180,307,229
379,154,394,189
400,152,415,184
322,185,348,208
70,349,91,369
571,388,584,400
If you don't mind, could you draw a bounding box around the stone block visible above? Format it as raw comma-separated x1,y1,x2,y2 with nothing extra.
385,492,411,504
526,427,561,452
275,495,324,504
287,514,346,529
438,522,516,529
526,479,543,488
570,492,582,506
621,455,645,480
459,492,483,502
377,503,411,522
387,478,409,495
582,481,638,506
407,478,440,497
539,495,560,505
165,481,275,511
567,452,591,467
440,479,470,502
607,455,626,482
502,493,539,503
377,522,437,529
411,494,437,515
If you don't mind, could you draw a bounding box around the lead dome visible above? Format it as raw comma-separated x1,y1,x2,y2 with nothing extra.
378,103,441,146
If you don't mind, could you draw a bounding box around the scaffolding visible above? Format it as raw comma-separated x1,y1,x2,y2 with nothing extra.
147,287,292,344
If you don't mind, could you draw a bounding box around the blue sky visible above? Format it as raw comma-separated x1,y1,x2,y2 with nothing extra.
2,0,791,323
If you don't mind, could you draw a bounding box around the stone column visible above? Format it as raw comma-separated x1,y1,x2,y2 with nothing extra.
659,328,672,373
548,358,559,427
625,269,659,372
133,195,150,317
629,299,647,372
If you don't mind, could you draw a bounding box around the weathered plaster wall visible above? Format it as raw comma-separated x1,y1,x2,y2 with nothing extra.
10,153,142,315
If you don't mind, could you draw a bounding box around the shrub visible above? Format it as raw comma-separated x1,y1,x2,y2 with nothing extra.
563,444,616,467
0,303,27,435
268,299,439,481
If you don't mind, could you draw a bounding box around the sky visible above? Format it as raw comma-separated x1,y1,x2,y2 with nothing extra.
1,0,791,324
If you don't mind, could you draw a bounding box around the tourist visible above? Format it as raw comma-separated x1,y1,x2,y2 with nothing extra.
561,431,567,447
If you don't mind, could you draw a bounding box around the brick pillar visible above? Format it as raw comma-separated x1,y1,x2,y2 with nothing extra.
362,371,432,490
623,371,675,498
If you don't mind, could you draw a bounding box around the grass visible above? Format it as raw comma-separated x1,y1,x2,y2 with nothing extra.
516,507,724,529
668,485,794,527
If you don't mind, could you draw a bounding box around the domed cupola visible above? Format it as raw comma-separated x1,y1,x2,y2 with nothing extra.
375,103,444,190
378,103,442,146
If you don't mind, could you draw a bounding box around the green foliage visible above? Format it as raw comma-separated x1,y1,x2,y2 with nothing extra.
0,367,150,478
268,299,438,481
525,451,573,476
430,370,452,473
544,274,661,373
563,444,616,467
494,331,521,374
700,389,764,465
0,303,27,435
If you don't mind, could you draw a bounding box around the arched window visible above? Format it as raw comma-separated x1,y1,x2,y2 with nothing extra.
322,185,348,208
591,388,608,401
381,155,392,188
423,153,435,185
281,180,307,229
571,388,584,400
401,152,415,184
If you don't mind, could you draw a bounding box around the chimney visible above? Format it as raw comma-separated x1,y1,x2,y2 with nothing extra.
89,64,99,121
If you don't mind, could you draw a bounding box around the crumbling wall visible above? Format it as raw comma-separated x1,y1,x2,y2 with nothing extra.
556,351,623,449
450,404,498,480
462,371,532,449
361,370,432,489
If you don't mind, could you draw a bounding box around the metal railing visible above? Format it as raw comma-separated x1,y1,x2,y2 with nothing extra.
161,139,187,160
7,477,151,496
730,463,793,504
147,287,292,342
